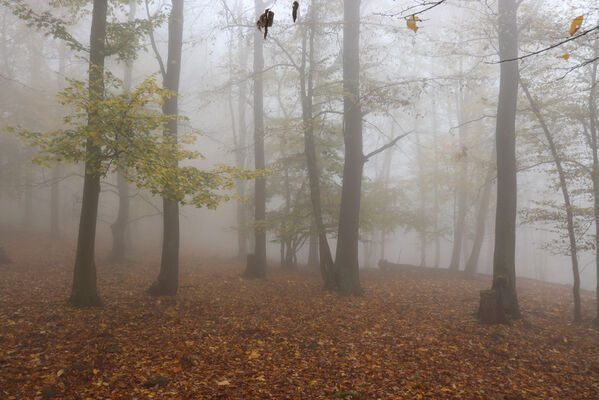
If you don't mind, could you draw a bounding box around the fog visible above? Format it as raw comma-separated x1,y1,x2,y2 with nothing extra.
3,0,599,397
2,0,597,285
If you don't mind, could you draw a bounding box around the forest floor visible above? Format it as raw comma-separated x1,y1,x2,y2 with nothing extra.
1,232,599,399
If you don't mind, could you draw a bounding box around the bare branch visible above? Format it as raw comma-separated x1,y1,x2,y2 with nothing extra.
363,133,410,163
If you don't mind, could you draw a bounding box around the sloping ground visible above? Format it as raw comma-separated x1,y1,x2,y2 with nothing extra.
1,233,599,399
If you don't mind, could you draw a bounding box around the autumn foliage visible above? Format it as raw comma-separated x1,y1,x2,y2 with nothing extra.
1,233,598,399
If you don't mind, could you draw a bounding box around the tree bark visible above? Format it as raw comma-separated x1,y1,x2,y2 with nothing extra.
307,217,319,266
235,35,249,261
244,0,267,279
449,87,468,272
520,78,581,322
334,0,363,295
0,245,11,265
150,0,184,296
50,165,61,238
109,0,135,263
69,0,107,307
464,165,493,277
485,0,520,319
298,1,335,287
588,48,599,324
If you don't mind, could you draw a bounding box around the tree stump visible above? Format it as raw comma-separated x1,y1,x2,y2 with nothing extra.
243,254,264,279
478,277,508,324
0,246,11,265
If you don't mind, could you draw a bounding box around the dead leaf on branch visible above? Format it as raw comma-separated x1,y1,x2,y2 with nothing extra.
407,15,421,33
570,15,583,36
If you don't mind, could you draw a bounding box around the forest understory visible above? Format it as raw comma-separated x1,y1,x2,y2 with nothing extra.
1,232,598,400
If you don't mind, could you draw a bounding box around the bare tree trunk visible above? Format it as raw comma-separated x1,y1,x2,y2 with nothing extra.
334,0,363,295
307,217,319,266
480,0,521,321
414,130,427,267
109,0,135,263
244,0,267,279
235,39,249,261
449,86,468,271
299,2,335,287
588,49,599,324
150,0,184,295
228,23,250,262
22,165,33,228
50,45,67,238
0,245,11,265
520,78,581,322
69,0,107,307
465,164,493,277
50,166,61,237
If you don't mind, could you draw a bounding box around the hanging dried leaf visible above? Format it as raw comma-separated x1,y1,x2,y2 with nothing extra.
557,54,570,61
292,1,299,23
407,15,421,33
256,9,274,39
570,15,583,36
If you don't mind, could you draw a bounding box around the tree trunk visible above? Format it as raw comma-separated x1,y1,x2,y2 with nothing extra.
69,0,107,307
588,49,599,324
449,87,468,272
109,170,129,262
299,1,336,288
334,0,363,295
520,78,581,322
307,217,319,266
464,165,493,277
150,0,184,296
231,26,249,262
109,0,135,263
50,46,67,238
0,245,11,265
50,165,61,238
484,0,520,319
22,165,33,228
244,0,267,279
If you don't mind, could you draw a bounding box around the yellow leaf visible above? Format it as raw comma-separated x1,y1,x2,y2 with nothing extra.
56,369,64,377
557,54,570,60
248,350,260,360
216,379,230,386
93,369,99,375
255,375,266,381
407,15,421,33
570,15,583,36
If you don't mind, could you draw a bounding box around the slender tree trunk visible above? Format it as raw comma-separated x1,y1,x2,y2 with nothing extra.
432,100,440,268
414,130,427,267
588,50,599,324
150,0,184,295
464,164,493,277
50,166,61,237
520,78,581,322
235,37,249,261
334,0,363,295
449,86,468,271
244,0,267,279
69,0,108,307
109,0,135,263
484,0,520,319
380,145,393,262
307,217,319,266
0,245,11,265
50,45,67,238
22,165,33,228
299,2,335,288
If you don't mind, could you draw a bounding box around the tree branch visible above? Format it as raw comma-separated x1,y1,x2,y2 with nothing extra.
363,133,410,163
